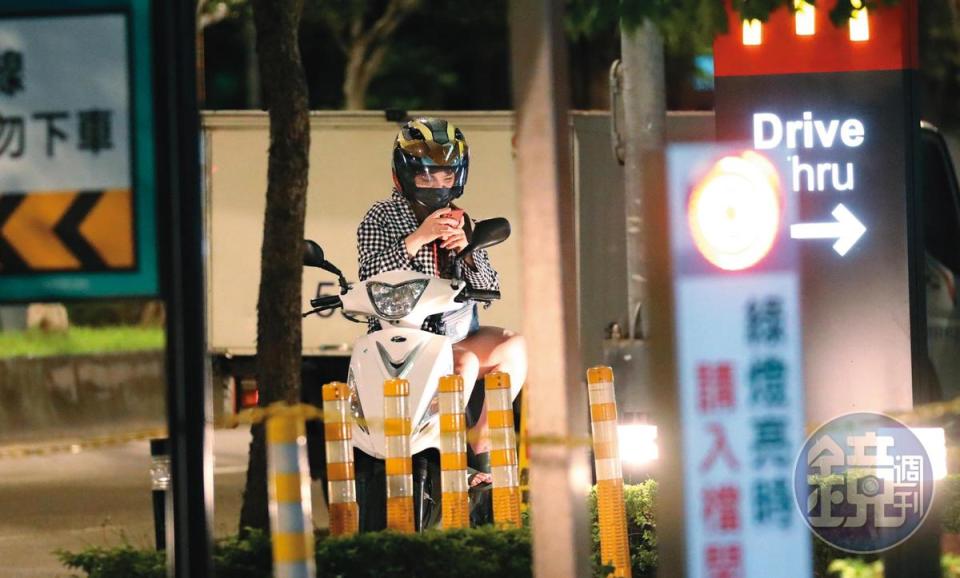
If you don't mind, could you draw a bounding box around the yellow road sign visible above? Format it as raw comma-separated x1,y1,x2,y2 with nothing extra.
0,189,134,273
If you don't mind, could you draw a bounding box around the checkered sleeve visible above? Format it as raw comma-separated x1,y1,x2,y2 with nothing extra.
462,247,499,291
357,205,413,281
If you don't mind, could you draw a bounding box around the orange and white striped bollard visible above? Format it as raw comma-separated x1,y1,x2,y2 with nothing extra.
586,366,631,578
485,371,521,528
384,378,414,533
322,382,358,536
438,374,470,529
266,409,316,578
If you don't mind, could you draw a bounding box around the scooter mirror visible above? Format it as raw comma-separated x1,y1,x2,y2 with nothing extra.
303,239,326,268
459,218,511,259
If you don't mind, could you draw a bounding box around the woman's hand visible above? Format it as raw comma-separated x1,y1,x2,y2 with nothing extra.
404,208,459,257
440,226,468,252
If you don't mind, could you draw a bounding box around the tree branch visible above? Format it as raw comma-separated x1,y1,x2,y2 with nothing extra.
364,0,420,49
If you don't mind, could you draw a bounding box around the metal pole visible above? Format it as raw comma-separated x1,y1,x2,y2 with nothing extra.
644,145,683,577
154,1,212,576
508,2,591,576
619,21,665,341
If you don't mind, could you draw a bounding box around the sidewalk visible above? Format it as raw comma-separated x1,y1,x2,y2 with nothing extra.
0,428,329,578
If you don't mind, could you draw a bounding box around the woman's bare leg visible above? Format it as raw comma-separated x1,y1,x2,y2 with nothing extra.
453,327,527,454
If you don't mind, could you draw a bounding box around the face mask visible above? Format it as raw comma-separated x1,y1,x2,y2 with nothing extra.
413,187,454,210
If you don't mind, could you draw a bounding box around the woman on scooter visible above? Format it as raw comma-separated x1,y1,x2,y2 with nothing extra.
356,117,527,475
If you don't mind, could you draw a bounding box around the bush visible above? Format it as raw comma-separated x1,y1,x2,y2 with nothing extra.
588,480,657,578
57,545,165,578
56,477,956,578
826,554,960,578
59,483,659,578
942,475,960,533
316,526,531,578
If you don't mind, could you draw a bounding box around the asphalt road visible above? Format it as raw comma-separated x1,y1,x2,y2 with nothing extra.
0,428,329,578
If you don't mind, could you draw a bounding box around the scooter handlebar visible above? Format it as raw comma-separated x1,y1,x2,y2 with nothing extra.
455,289,501,303
310,295,342,309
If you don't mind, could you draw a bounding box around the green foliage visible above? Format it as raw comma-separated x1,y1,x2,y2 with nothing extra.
943,475,960,533
565,0,906,46
57,545,166,578
826,557,884,578
588,480,658,577
944,553,960,578
59,478,960,578
826,0,902,27
826,554,960,578
315,526,532,578
57,531,272,578
565,0,727,53
212,530,273,578
59,527,531,578
0,326,164,358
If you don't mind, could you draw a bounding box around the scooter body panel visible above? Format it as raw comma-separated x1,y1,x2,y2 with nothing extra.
349,327,468,458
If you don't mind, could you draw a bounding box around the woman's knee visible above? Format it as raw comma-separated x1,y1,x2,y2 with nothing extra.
454,348,480,376
496,333,527,366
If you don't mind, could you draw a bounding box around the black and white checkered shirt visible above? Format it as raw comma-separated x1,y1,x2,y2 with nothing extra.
357,190,499,290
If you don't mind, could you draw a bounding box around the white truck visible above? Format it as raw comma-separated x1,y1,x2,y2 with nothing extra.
202,110,719,414
202,110,960,415
202,111,525,412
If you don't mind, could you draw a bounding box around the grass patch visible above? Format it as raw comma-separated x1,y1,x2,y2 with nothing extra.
0,326,165,358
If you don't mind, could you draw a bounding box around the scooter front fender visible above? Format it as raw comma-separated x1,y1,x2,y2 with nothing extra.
348,328,462,458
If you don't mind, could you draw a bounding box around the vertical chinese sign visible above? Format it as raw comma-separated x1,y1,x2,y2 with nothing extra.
667,144,811,578
0,0,157,302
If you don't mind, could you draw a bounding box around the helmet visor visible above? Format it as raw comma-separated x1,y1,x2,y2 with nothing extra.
413,166,456,188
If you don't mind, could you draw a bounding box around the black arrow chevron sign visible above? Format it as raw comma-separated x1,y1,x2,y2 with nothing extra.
0,189,134,274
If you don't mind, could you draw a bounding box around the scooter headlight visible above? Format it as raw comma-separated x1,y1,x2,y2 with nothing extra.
416,393,441,433
347,368,369,434
367,280,429,320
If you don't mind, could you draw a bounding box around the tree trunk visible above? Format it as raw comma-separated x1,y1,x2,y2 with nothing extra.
619,20,665,340
243,14,262,109
342,42,370,110
239,0,310,534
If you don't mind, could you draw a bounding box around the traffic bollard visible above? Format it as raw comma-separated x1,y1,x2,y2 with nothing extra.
438,374,470,529
266,411,316,578
149,437,170,551
586,366,631,578
485,371,522,528
322,382,358,536
384,378,415,533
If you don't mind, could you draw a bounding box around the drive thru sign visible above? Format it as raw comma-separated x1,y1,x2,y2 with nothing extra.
714,2,922,419
667,144,810,578
0,0,157,301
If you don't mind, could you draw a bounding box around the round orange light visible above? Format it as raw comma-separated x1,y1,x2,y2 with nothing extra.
687,151,781,271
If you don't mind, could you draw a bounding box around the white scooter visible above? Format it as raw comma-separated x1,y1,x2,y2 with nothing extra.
303,218,511,531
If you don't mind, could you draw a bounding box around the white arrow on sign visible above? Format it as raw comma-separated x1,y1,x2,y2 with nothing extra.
789,203,867,256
